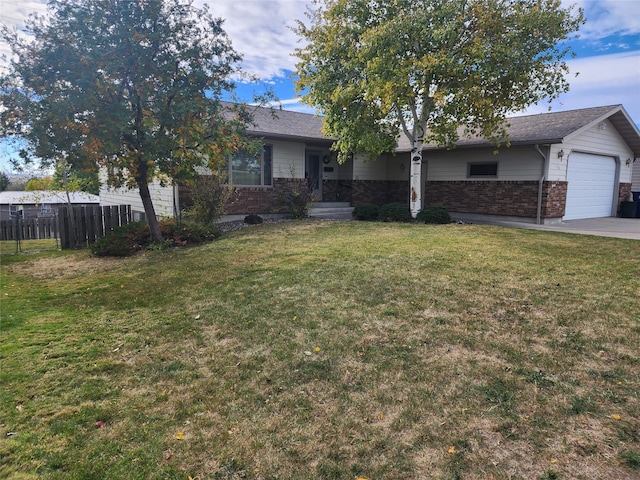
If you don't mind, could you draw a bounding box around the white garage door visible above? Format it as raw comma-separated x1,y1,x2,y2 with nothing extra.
564,153,616,220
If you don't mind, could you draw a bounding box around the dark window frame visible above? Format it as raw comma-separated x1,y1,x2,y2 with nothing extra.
467,162,498,178
228,144,273,187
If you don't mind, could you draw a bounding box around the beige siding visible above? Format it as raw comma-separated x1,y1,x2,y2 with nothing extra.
548,119,634,182
272,140,305,179
353,152,410,181
425,146,543,181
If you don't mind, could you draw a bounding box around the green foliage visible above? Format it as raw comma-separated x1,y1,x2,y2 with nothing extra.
620,450,640,470
25,176,54,191
91,222,151,257
378,202,412,222
352,203,380,221
91,220,217,257
0,172,10,191
278,179,314,219
244,214,264,225
417,206,451,224
0,0,254,241
539,469,561,480
182,174,235,226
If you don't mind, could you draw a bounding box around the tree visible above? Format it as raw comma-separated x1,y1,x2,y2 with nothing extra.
295,0,584,217
1,0,253,241
25,176,55,191
0,172,9,192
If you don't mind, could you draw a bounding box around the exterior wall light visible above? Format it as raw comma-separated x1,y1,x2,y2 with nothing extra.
557,150,564,160
626,158,632,166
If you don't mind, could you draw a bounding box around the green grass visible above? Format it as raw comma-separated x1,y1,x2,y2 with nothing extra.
1,220,639,479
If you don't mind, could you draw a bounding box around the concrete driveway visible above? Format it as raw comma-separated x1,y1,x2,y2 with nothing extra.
452,215,640,240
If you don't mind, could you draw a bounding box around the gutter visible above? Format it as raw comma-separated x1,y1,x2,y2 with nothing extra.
534,145,549,225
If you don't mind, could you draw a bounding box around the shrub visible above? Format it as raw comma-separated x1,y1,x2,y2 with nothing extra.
352,203,380,221
92,222,151,257
181,174,235,225
417,206,451,224
378,202,412,222
278,179,314,219
244,214,263,225
159,220,218,246
92,221,218,257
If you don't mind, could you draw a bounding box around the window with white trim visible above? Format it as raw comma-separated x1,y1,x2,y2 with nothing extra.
229,145,272,186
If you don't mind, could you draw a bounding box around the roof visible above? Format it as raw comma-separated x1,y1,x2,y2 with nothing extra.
397,105,640,155
0,190,100,205
223,102,333,145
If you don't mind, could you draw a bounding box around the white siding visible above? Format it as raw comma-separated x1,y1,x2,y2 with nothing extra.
100,177,176,219
631,159,640,192
548,119,634,182
425,146,543,181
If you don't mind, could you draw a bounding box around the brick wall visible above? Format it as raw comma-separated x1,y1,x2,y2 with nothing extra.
180,177,306,216
425,180,568,219
618,183,632,212
351,180,409,205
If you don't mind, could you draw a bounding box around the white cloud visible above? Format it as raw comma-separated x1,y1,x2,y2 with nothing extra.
520,51,640,123
196,0,309,79
570,0,640,40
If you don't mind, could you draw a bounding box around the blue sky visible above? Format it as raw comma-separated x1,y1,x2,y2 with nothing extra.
1,0,639,173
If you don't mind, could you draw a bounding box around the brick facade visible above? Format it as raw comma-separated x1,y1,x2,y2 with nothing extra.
323,179,409,205
425,180,568,219
179,178,307,216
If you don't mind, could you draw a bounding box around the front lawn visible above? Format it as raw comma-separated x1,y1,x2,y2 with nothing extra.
1,221,638,479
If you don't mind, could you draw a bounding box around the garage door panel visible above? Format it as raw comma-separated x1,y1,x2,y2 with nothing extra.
564,153,616,220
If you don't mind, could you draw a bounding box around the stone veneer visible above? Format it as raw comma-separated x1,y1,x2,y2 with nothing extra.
424,181,568,219
618,183,632,212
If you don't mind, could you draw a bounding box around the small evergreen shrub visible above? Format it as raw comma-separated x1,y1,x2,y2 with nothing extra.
244,214,263,225
417,206,451,224
378,202,412,222
92,221,217,257
352,203,380,221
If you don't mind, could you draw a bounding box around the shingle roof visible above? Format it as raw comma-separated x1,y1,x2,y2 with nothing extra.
397,105,640,154
0,190,100,205
227,102,640,156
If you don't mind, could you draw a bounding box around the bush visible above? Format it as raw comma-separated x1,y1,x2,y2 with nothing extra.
352,203,380,221
92,221,218,257
181,174,235,225
378,202,412,222
92,222,152,257
244,214,263,225
417,206,451,224
278,179,314,219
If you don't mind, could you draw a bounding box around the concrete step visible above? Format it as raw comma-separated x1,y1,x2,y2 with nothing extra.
309,203,354,219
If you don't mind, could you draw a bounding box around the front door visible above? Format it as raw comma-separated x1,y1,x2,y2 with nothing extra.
305,151,322,201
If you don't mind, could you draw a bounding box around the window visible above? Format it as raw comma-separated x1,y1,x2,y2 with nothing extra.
229,145,272,186
468,162,498,178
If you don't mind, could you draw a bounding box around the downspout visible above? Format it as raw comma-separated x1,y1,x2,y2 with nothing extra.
535,145,549,225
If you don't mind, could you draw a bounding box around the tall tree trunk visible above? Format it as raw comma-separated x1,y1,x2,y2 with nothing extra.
135,160,163,243
409,125,425,218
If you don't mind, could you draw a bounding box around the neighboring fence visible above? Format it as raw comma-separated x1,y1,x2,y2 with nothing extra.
0,205,132,249
0,214,59,241
58,205,132,249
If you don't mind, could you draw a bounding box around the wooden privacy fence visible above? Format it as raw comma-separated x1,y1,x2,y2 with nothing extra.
58,205,132,249
0,215,59,241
